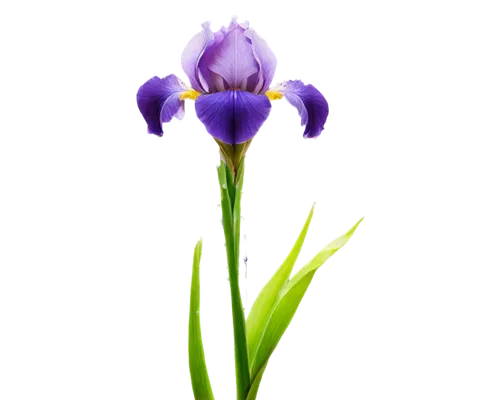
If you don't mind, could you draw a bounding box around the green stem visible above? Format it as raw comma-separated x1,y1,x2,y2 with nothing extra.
217,158,250,400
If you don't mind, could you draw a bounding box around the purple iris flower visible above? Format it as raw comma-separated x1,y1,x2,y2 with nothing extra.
137,18,329,145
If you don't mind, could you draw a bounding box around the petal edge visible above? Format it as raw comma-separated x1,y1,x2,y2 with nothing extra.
195,90,271,144
136,75,187,136
278,80,329,138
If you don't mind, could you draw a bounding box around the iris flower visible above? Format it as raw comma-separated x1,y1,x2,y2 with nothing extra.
136,18,361,400
137,18,329,145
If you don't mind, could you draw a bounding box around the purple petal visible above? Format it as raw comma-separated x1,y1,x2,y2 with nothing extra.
239,19,252,29
198,29,228,92
181,22,214,93
204,26,259,89
278,80,329,138
245,29,277,93
195,90,271,144
136,75,187,136
227,15,241,32
198,17,252,93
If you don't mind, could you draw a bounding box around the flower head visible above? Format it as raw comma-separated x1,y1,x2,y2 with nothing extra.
137,18,329,149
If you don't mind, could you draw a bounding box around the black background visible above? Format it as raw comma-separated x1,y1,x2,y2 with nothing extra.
118,3,391,400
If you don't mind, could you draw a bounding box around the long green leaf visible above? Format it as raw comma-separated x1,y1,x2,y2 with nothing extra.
217,162,251,400
286,218,363,290
188,239,215,400
246,205,315,374
248,218,364,396
245,360,268,400
225,162,236,207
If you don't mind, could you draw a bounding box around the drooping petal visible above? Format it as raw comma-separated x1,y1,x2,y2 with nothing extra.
195,90,271,144
277,80,329,138
181,22,214,93
204,26,259,89
245,28,277,94
136,74,187,136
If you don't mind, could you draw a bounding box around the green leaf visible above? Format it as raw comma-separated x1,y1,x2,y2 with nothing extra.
248,217,364,397
233,158,245,271
218,157,250,400
246,205,315,374
286,218,363,290
226,163,235,204
245,360,268,400
188,239,215,400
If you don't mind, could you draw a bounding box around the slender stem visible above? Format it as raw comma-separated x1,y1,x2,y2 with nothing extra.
217,159,250,400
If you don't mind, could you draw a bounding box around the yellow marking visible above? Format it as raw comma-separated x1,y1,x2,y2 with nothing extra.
179,89,201,100
265,91,283,101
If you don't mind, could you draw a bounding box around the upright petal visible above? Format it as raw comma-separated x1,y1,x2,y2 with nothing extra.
227,15,241,33
181,22,214,93
137,74,187,136
204,26,259,89
198,29,228,93
195,90,271,144
277,80,329,138
245,28,277,93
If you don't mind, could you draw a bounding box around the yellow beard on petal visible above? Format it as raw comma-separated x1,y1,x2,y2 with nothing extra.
179,89,201,100
265,91,283,101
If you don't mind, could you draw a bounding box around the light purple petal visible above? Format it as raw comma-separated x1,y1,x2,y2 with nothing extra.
181,22,214,93
239,19,252,29
227,15,241,33
195,90,271,144
217,25,227,35
204,26,259,89
278,80,329,138
198,29,228,92
245,72,261,94
136,74,187,136
245,28,277,93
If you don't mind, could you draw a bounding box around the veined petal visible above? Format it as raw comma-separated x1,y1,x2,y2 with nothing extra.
181,22,214,93
227,15,241,32
277,80,329,138
204,26,259,89
136,75,187,136
245,28,277,94
199,21,253,92
198,29,228,92
195,90,271,144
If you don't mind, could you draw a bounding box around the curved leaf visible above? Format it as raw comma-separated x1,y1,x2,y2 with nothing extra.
249,218,364,394
245,360,268,400
189,239,215,400
246,205,315,373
